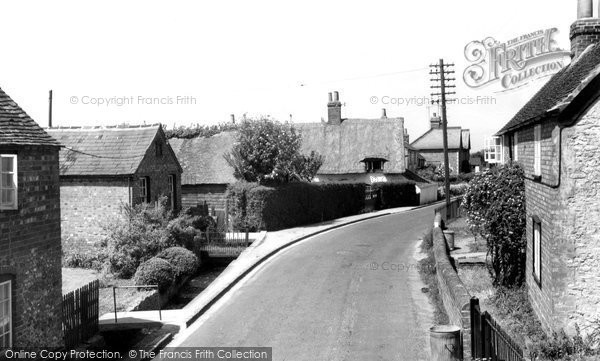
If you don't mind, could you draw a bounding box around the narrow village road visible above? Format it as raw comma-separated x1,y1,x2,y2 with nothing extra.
173,205,437,361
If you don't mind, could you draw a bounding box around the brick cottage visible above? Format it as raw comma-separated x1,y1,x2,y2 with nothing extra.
411,114,471,174
0,87,63,348
46,124,182,252
496,0,600,336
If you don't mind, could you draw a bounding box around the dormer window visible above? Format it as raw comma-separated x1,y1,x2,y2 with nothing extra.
363,158,387,173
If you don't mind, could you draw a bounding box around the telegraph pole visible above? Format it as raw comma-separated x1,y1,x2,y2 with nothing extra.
430,59,456,214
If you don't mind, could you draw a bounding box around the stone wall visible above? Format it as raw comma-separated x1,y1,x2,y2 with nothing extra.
0,145,63,348
552,99,600,335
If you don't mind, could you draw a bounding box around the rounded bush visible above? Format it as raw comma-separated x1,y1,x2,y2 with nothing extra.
133,257,175,293
157,247,200,278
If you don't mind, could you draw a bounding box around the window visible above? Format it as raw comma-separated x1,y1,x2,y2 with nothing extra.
155,141,163,157
533,217,542,286
140,177,150,203
534,125,541,176
0,155,17,210
0,280,11,348
484,136,503,164
364,158,385,173
168,174,176,209
513,132,519,162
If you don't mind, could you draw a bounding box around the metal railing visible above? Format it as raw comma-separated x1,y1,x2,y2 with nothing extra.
112,285,162,323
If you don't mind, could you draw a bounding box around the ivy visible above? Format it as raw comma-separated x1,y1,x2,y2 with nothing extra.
461,162,526,287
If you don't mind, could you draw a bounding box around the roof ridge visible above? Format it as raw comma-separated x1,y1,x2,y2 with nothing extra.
45,123,161,130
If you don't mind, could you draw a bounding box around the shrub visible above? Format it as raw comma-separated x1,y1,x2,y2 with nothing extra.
157,247,200,278
461,162,526,286
133,257,175,293
224,117,323,183
438,183,470,199
164,122,238,139
102,197,174,278
63,249,106,271
534,325,599,360
226,182,262,230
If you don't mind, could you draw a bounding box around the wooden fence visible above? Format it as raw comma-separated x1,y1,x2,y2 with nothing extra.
62,279,99,350
471,298,524,361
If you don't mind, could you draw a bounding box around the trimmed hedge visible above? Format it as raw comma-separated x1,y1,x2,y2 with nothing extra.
227,182,367,231
373,181,419,209
133,257,175,293
157,247,200,279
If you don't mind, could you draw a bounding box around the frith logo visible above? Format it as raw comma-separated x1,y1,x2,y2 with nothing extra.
463,28,570,91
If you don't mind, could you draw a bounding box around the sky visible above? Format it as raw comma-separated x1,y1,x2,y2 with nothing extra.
0,0,583,150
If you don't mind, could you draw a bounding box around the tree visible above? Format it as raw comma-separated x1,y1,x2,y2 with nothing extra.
224,118,324,184
461,162,526,287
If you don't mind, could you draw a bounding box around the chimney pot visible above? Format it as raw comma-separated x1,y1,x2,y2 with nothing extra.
578,0,593,18
381,108,387,118
327,91,342,125
230,114,235,123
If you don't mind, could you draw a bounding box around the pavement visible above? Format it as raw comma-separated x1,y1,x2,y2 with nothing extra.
162,203,443,361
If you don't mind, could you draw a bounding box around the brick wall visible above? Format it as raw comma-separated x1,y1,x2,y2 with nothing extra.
182,184,228,210
0,145,63,348
432,211,472,358
60,177,129,250
570,19,600,59
132,132,182,209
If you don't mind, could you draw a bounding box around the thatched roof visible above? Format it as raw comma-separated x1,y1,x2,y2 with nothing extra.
170,132,237,185
296,118,406,174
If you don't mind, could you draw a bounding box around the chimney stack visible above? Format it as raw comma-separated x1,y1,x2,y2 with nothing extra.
430,112,441,129
381,108,387,119
327,90,342,125
571,0,600,59
48,90,53,128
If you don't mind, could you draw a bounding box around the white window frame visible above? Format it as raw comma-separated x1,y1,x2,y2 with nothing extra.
533,219,542,286
484,136,503,164
0,280,12,348
513,132,519,162
0,155,18,210
534,125,541,176
168,174,176,209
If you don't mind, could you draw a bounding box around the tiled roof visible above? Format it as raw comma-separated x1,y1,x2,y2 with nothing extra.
411,127,470,151
296,118,406,174
0,87,60,146
497,43,600,134
46,125,162,176
170,132,237,185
